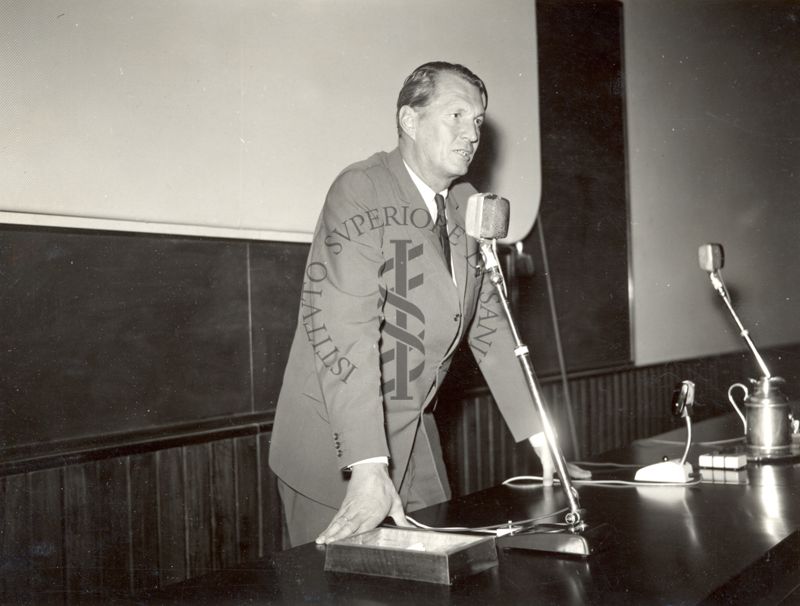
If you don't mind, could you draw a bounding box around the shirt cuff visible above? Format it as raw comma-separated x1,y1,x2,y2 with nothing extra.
528,432,546,448
347,456,389,469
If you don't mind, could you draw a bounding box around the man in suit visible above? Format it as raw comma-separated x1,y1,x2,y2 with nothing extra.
269,61,586,547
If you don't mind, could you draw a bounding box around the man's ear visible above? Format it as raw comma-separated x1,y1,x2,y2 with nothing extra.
398,105,417,140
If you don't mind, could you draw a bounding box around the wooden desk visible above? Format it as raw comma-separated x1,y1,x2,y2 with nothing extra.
137,415,800,605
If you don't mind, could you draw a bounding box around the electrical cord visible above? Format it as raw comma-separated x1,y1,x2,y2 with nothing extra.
405,506,571,537
502,475,702,488
571,461,642,469
402,466,701,539
402,439,709,537
636,436,744,447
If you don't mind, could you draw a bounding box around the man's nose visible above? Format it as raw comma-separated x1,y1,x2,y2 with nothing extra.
461,122,480,142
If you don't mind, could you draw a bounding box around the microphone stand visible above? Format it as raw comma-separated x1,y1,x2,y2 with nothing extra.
478,239,612,556
708,269,771,378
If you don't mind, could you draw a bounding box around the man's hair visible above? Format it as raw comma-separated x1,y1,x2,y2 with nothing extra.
396,61,488,136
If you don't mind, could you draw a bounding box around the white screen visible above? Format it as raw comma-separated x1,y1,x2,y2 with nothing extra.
1,0,540,243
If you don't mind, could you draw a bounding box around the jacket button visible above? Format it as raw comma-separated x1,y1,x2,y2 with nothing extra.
453,313,461,322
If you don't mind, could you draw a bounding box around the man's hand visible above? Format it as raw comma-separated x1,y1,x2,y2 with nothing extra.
316,462,408,545
529,434,591,485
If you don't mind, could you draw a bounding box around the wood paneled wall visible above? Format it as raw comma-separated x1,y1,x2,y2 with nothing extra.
0,426,282,604
5,344,799,602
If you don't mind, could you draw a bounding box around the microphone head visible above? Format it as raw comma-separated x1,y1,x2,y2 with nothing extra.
698,243,724,272
466,193,510,240
671,380,695,418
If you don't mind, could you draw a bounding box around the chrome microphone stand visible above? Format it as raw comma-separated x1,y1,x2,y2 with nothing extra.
707,268,771,378
478,239,612,556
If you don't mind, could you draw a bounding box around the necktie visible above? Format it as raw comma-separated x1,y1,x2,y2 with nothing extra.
434,193,452,276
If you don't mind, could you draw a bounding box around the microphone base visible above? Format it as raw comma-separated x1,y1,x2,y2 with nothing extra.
498,523,615,558
634,460,693,483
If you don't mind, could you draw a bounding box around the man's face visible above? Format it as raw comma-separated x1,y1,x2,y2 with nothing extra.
402,72,485,191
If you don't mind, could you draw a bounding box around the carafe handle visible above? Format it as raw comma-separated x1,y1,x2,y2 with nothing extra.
727,383,748,432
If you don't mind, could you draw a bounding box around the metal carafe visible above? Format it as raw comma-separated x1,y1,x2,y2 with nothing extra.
745,376,792,459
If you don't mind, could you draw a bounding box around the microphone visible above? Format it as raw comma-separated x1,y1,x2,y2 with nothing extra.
698,242,726,294
698,243,724,273
466,193,510,240
466,193,510,295
634,379,696,483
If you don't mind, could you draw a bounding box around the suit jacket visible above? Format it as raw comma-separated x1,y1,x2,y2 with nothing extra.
269,147,541,508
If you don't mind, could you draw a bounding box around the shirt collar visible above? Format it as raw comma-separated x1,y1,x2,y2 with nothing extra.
402,161,448,220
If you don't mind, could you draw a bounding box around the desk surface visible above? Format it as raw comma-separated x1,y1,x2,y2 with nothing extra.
138,415,800,605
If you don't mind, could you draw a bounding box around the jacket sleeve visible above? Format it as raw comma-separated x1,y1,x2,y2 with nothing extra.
467,271,543,442
302,168,390,468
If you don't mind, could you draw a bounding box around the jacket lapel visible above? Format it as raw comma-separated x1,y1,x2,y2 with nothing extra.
386,149,458,280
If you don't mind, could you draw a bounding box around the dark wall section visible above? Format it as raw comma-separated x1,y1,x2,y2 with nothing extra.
250,241,308,411
0,226,308,455
521,0,631,374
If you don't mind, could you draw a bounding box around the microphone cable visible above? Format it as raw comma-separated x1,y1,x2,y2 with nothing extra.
405,506,572,537
502,475,702,488
536,219,581,460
